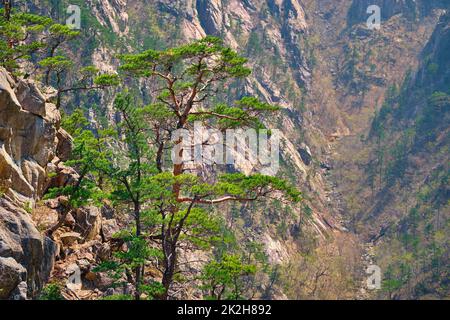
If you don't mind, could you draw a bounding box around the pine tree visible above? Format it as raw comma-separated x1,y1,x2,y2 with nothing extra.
55,37,300,300
0,3,52,71
113,37,300,299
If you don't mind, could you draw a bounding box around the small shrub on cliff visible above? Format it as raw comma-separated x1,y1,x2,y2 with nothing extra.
200,254,257,300
39,283,65,300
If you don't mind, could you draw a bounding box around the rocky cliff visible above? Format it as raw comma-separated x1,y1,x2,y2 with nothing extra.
0,67,125,300
0,68,63,299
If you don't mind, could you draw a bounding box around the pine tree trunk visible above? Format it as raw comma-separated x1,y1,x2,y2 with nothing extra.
161,242,176,300
134,201,142,300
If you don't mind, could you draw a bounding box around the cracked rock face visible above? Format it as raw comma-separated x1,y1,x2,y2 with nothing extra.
0,68,66,299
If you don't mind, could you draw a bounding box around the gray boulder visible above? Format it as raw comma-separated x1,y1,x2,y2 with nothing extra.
0,257,27,299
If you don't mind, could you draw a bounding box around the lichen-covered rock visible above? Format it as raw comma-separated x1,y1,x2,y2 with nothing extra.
47,162,79,190
0,257,27,299
10,281,28,300
93,271,115,290
0,197,57,299
60,232,83,246
101,219,119,242
56,128,74,162
16,80,47,117
75,206,102,242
